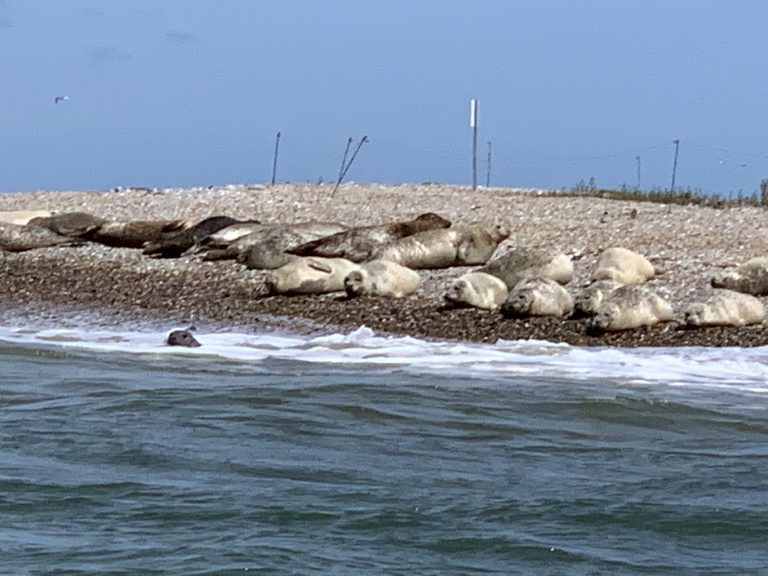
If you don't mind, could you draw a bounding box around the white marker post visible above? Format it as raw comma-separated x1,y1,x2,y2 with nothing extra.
470,99,478,190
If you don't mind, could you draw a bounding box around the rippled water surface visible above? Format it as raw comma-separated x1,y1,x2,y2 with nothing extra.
2,326,768,574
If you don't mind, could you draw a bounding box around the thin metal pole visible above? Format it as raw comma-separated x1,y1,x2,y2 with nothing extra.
332,136,368,197
670,139,680,192
635,155,641,190
271,131,281,186
338,136,368,182
486,141,492,188
331,137,353,195
472,125,478,190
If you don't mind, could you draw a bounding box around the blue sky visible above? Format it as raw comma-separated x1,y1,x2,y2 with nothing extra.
2,1,768,195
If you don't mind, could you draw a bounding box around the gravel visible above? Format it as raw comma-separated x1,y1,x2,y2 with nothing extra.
1,182,768,347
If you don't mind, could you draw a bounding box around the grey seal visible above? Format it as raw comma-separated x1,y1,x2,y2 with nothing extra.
374,222,509,269
711,257,768,296
265,257,361,295
479,247,573,288
165,328,201,347
143,216,246,258
0,222,86,252
588,284,674,333
288,213,451,262
683,289,765,327
28,211,106,237
344,259,421,298
501,277,574,318
84,220,185,249
592,247,655,284
443,271,508,310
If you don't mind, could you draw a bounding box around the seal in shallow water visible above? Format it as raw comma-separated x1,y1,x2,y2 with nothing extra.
165,328,201,347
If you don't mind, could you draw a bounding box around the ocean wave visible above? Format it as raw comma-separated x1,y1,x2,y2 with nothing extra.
1,324,767,392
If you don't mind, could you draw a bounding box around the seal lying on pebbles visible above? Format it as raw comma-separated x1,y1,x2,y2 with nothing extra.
83,220,186,249
237,230,305,270
588,284,674,333
265,257,360,295
142,216,246,258
344,259,421,298
375,223,509,269
28,212,106,237
287,213,451,262
165,328,201,347
711,257,768,296
683,289,765,327
443,271,508,310
202,222,346,263
592,247,654,284
0,222,86,252
501,277,574,318
572,279,623,318
479,247,573,288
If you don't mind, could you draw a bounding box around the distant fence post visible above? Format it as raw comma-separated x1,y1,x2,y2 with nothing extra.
470,99,478,191
332,136,368,197
271,131,281,186
670,139,680,193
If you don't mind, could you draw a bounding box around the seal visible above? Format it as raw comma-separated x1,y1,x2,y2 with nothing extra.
28,211,106,237
592,247,654,284
0,222,86,252
572,279,623,318
501,276,574,318
588,284,674,333
443,271,508,310
288,213,451,262
265,257,361,295
479,247,573,288
202,222,346,263
683,289,765,327
165,328,201,347
83,219,186,249
711,257,768,296
374,222,509,269
142,215,245,258
344,259,421,298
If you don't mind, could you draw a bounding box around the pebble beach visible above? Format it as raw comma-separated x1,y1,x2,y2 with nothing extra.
1,182,768,347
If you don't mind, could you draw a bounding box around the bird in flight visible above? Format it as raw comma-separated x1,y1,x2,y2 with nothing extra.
54,95,70,104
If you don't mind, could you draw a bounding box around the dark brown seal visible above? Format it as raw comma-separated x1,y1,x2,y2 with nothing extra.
143,216,246,258
83,220,185,249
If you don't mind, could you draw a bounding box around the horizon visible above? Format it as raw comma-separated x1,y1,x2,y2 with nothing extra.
2,1,768,196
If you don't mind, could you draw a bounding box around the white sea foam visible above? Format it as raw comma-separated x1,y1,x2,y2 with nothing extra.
1,324,767,393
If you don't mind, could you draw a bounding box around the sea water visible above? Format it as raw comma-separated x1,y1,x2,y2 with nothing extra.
1,323,767,575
